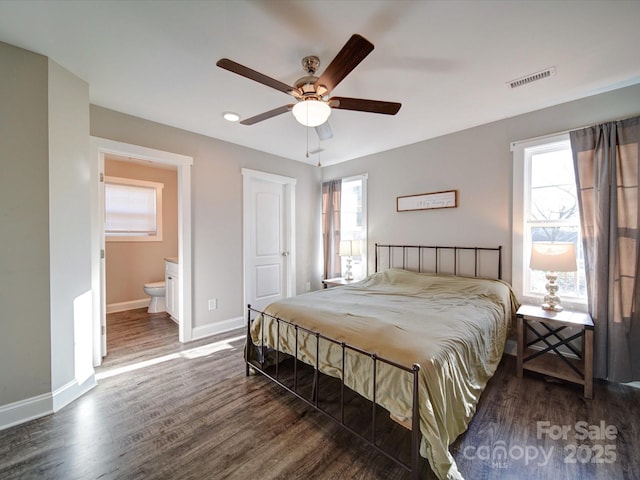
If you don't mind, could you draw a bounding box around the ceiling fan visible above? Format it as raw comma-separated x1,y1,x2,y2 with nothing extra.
216,34,401,140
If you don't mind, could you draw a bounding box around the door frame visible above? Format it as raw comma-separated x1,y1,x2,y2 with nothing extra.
241,168,296,319
91,137,194,366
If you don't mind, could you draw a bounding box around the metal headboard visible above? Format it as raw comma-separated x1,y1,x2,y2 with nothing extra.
375,243,503,280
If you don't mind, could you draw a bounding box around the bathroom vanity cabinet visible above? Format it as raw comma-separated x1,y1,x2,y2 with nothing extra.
165,259,179,322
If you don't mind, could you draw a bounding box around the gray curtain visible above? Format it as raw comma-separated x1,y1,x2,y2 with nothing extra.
322,180,342,279
570,115,640,382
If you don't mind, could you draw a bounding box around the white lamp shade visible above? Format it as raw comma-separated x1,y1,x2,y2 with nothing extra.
339,240,361,256
292,100,331,127
530,242,577,272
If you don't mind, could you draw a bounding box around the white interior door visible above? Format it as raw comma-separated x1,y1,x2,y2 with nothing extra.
243,169,296,313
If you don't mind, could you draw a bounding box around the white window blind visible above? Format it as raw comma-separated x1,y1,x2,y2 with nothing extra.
105,176,163,241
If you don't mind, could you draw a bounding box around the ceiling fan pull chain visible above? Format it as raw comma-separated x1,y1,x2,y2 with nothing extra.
305,120,310,158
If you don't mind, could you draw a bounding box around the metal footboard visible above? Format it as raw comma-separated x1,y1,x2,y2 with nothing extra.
246,305,422,479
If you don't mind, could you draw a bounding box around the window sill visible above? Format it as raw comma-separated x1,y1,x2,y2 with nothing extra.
106,235,163,242
520,295,588,314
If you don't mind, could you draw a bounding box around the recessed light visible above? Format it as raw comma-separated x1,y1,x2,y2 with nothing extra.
223,111,240,122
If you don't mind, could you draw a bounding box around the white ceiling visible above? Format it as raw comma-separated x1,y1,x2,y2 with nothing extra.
1,0,639,166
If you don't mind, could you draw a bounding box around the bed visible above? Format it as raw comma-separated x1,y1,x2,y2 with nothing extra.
245,244,518,480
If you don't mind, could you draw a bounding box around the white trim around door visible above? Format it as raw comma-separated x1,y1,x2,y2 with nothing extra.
91,137,194,366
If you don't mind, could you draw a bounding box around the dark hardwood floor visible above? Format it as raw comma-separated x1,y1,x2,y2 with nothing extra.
0,308,638,479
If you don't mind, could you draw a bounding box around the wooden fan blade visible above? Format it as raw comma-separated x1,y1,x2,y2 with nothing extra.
315,121,333,141
330,97,401,115
217,58,293,95
314,34,374,94
240,105,294,125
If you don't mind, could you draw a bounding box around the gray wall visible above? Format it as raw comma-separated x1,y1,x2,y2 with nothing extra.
47,59,92,394
0,42,51,405
0,42,92,412
90,107,322,329
322,83,640,285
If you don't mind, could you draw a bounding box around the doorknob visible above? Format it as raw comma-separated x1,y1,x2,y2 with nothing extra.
282,251,289,257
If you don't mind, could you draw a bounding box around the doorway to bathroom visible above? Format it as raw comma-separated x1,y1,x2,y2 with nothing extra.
92,137,193,367
104,156,177,312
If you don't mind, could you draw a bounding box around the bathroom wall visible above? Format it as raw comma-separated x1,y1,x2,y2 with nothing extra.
104,158,178,308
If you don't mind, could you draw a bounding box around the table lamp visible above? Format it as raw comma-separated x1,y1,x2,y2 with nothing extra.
339,240,361,280
529,241,577,312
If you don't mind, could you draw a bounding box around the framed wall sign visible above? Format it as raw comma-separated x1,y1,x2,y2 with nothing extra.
396,189,457,212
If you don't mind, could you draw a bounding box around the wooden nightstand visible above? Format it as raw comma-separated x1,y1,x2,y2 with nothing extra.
322,277,358,288
516,304,594,399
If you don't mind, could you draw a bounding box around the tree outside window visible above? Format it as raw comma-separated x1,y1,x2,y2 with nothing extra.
525,141,586,301
339,175,367,280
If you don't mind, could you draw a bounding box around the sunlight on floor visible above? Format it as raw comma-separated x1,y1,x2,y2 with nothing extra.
96,335,245,380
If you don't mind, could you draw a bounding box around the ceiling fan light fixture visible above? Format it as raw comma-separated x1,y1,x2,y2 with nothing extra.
292,99,331,127
223,111,240,122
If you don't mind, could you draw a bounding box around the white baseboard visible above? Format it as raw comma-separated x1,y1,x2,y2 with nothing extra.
52,375,97,412
191,316,244,341
0,393,52,431
0,375,97,432
106,298,149,313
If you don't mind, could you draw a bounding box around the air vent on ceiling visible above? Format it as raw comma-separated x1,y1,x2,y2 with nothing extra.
507,67,556,88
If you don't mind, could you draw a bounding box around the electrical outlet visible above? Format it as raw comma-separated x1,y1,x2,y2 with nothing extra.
305,282,311,292
208,298,217,310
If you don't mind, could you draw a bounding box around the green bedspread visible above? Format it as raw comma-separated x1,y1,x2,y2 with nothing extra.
251,269,518,480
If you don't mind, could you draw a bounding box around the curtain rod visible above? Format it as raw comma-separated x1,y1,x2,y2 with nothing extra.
321,172,368,183
510,113,639,151
510,125,589,151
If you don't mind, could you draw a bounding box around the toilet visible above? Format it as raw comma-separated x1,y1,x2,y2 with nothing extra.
143,281,166,313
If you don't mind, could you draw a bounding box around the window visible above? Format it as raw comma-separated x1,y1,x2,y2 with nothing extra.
339,174,367,279
512,134,587,309
105,176,163,242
